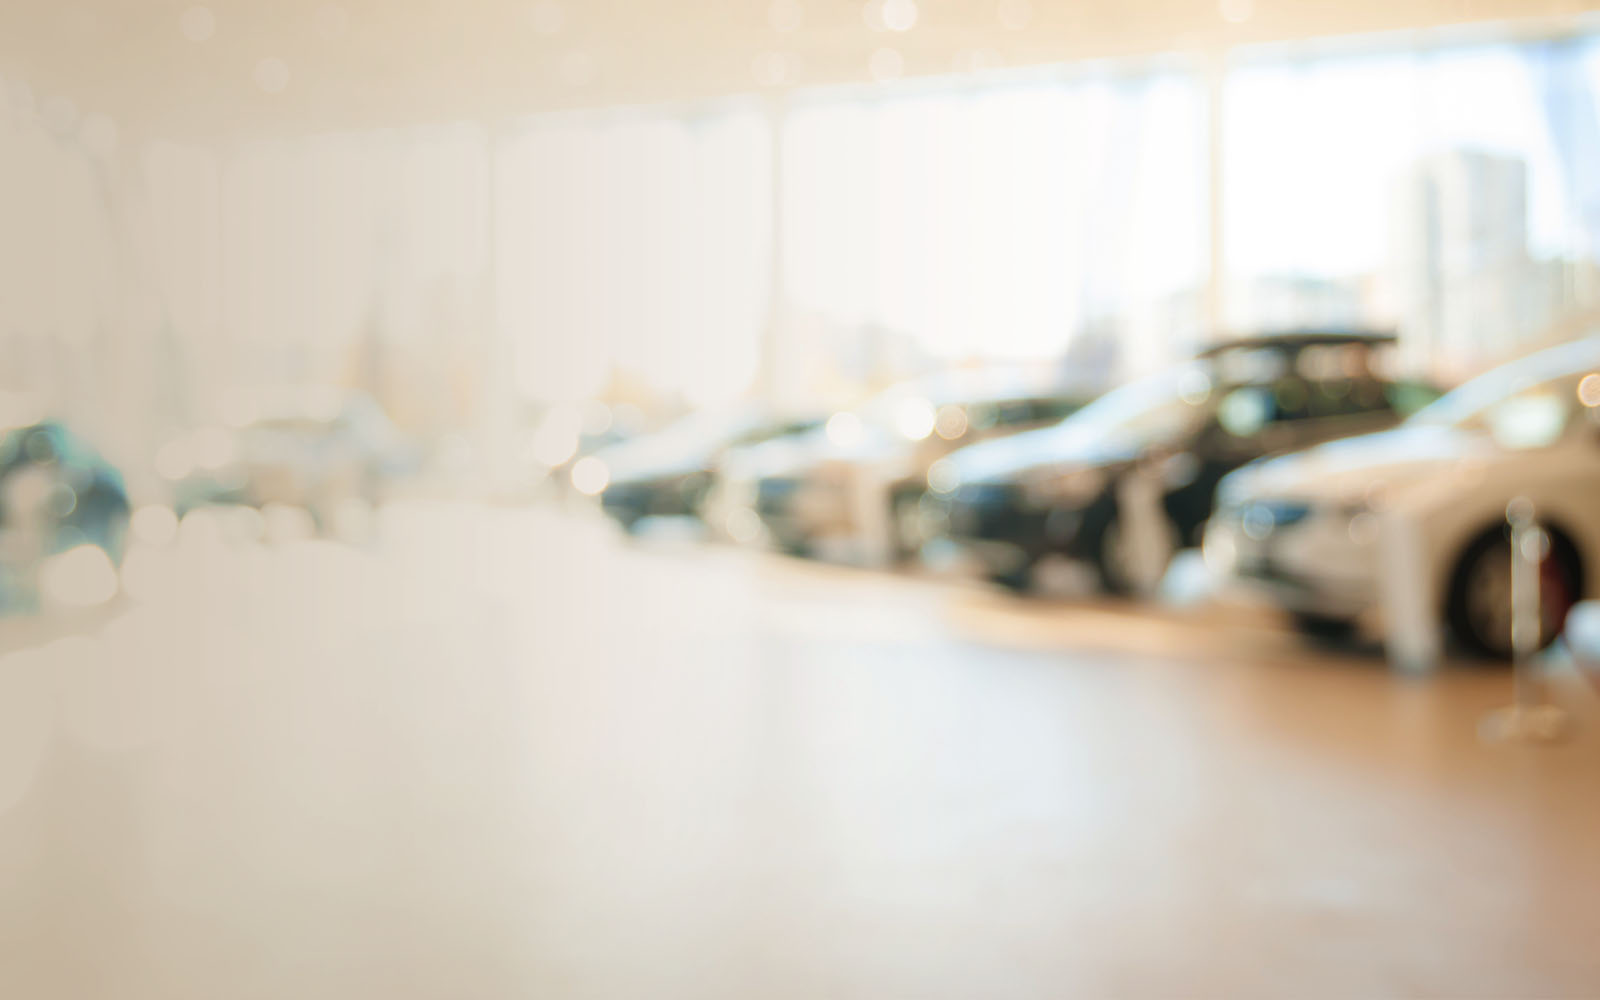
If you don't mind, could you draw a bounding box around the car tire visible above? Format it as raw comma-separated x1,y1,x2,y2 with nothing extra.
989,562,1035,593
610,511,644,535
773,533,812,558
1289,610,1356,643
1090,509,1177,598
887,487,924,566
1446,524,1582,660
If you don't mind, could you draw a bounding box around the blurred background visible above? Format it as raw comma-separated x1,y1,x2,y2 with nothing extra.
5,1,1600,997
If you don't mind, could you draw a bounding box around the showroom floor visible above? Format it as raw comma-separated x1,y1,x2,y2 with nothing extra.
1,503,1597,999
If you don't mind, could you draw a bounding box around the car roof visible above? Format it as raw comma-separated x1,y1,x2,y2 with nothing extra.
1196,329,1398,358
888,367,1102,407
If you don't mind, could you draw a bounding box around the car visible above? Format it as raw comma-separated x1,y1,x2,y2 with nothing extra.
1205,336,1600,658
522,401,647,500
161,389,415,531
929,331,1435,594
0,420,130,611
745,369,1097,563
588,407,823,532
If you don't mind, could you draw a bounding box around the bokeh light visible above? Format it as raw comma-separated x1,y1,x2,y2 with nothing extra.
880,0,918,32
896,397,937,441
1219,0,1253,23
997,0,1032,31
1579,372,1600,407
935,404,968,440
571,456,610,495
768,0,803,33
39,544,119,608
825,411,863,447
178,5,215,42
254,57,291,94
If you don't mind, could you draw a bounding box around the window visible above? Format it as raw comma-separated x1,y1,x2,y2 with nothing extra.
1224,34,1600,373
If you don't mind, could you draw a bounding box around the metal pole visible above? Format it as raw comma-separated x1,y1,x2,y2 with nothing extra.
1480,496,1569,743
1509,498,1541,705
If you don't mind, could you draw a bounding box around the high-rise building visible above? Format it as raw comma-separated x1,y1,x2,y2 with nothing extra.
1389,149,1560,370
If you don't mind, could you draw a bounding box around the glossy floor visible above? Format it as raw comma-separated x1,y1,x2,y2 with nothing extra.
2,504,1598,998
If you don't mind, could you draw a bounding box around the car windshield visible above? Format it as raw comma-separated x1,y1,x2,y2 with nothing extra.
1044,364,1208,450
1409,337,1600,429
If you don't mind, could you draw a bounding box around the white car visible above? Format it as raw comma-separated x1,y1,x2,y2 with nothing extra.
163,390,415,532
1205,337,1600,658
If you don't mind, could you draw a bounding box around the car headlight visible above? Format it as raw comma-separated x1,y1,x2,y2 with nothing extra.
1022,466,1104,508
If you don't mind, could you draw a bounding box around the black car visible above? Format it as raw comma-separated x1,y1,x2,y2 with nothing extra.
929,331,1438,594
592,408,823,532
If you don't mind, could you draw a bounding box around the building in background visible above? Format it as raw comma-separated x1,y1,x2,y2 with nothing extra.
1391,150,1544,371
8,24,1600,499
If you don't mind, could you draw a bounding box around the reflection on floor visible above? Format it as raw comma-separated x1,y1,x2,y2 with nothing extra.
1,503,1597,999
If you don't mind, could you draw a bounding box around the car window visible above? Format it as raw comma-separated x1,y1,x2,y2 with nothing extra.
1049,365,1205,447
1212,348,1288,385
1463,377,1591,449
1384,379,1443,418
1417,369,1590,450
1217,386,1273,437
1215,375,1376,435
994,397,1068,426
1412,338,1600,428
1028,397,1088,422
1301,377,1392,418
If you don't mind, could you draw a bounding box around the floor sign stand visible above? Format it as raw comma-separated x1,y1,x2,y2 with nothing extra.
1480,497,1570,744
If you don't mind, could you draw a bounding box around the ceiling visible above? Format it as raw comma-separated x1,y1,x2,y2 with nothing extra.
3,0,1597,139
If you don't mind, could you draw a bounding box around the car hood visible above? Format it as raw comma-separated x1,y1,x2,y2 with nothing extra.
740,426,913,481
942,421,1139,486
1220,422,1490,507
593,437,715,485
730,428,836,481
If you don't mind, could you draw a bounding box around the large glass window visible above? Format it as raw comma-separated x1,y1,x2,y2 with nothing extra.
1224,33,1600,376
782,70,1207,384
501,109,771,406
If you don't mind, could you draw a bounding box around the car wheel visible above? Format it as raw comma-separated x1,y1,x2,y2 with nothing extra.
608,510,643,535
888,488,925,565
1446,525,1582,659
1289,610,1356,643
989,561,1035,593
773,532,812,558
1091,510,1177,598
